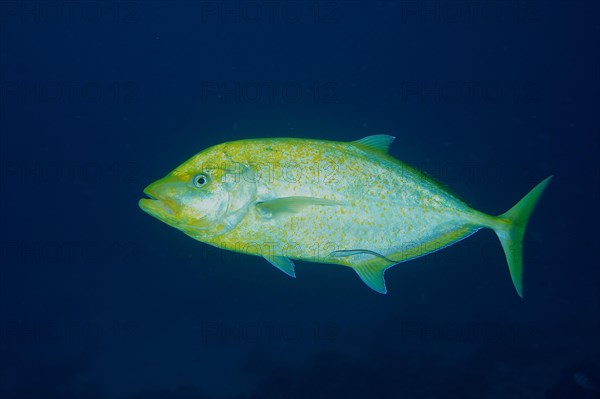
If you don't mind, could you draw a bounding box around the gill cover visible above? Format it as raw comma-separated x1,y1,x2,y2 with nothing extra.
183,161,258,239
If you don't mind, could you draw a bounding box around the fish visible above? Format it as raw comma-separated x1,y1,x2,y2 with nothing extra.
546,358,600,399
139,135,552,297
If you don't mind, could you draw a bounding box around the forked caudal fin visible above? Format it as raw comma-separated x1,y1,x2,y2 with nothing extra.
347,176,552,297
490,176,553,298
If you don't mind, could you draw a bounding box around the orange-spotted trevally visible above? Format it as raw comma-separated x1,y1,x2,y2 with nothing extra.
139,135,551,297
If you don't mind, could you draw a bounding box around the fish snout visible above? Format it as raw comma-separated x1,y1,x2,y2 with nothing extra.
139,177,182,217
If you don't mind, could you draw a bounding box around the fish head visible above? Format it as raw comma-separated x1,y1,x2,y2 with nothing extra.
139,146,257,238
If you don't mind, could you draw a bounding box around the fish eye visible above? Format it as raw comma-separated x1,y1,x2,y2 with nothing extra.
192,174,208,188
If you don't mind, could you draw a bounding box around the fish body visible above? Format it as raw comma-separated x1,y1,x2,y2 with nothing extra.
139,135,551,296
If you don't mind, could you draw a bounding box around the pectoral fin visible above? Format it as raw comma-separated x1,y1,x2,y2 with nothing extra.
256,196,341,218
330,249,396,264
264,255,296,278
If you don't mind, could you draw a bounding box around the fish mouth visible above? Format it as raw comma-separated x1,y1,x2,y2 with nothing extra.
139,186,175,218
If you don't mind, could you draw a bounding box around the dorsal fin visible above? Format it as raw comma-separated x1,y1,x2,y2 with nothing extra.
351,134,395,154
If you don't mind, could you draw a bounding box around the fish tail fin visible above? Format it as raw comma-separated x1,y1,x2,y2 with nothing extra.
487,176,553,298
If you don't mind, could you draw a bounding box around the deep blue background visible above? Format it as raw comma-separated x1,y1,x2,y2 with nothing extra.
1,1,599,398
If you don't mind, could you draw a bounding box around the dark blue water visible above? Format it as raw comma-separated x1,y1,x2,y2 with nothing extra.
1,1,599,398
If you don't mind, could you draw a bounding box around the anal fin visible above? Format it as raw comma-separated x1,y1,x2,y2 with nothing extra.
354,263,389,294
